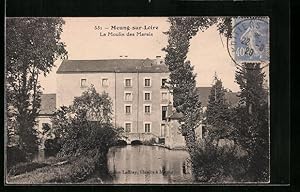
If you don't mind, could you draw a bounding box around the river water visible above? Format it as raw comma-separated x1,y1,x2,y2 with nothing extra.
105,145,194,184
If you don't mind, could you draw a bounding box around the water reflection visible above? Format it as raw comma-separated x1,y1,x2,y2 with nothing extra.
106,145,194,184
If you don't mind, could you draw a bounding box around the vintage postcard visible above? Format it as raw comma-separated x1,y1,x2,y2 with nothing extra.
5,16,270,184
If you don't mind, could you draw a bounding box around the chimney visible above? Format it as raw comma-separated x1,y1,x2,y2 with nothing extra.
156,55,163,65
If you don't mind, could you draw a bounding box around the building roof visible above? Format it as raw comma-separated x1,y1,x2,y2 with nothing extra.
57,59,169,74
168,87,212,120
196,87,239,107
168,87,239,120
39,94,56,115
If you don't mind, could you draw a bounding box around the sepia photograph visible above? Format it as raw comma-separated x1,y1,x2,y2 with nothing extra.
5,16,270,184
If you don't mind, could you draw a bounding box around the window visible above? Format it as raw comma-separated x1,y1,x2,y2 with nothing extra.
161,78,167,87
144,92,151,101
161,92,168,101
144,123,151,133
81,79,87,88
125,122,131,133
124,92,132,101
125,105,131,114
144,105,151,114
102,78,108,87
162,106,168,120
125,78,132,87
144,78,151,87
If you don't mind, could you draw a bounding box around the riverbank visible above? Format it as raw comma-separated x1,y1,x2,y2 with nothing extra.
152,143,187,150
141,139,187,150
6,144,190,184
6,154,106,184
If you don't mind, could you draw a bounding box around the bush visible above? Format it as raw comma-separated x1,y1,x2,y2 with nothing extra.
56,122,121,157
48,154,97,183
51,86,122,158
8,161,49,176
142,138,157,145
115,140,127,146
7,146,27,169
191,139,248,183
7,150,103,184
44,138,61,157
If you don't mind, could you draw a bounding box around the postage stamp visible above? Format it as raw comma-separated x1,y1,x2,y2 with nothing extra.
227,17,270,67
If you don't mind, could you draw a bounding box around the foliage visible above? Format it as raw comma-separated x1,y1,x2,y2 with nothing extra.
8,161,49,177
8,83,123,183
216,17,233,38
163,17,212,151
142,138,157,145
48,153,99,183
41,123,51,136
194,76,251,183
163,17,232,152
206,77,234,140
191,137,248,183
115,140,127,146
232,62,269,182
7,154,99,184
163,17,269,183
44,138,61,157
51,86,122,158
7,146,27,169
42,155,70,165
6,18,67,157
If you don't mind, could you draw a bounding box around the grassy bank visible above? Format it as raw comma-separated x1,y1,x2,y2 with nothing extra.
6,154,106,184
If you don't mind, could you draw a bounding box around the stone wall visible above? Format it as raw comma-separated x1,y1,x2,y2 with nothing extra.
165,119,203,149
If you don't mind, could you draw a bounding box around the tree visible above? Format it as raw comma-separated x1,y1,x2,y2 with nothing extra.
163,17,232,152
163,17,269,182
233,62,269,182
206,76,233,140
191,138,248,182
51,86,122,160
6,18,67,157
192,76,249,182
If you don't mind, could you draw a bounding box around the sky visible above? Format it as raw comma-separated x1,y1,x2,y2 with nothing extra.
39,17,267,93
